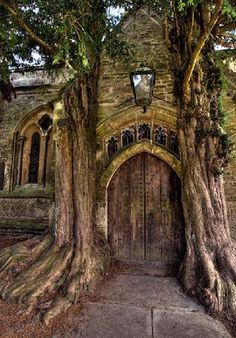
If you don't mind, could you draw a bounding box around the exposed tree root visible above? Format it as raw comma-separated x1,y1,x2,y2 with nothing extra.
0,232,109,324
0,234,52,283
179,239,236,313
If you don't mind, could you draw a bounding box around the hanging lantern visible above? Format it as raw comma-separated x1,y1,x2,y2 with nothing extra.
130,65,155,113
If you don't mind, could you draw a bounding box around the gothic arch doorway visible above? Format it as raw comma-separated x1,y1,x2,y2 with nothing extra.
107,152,185,262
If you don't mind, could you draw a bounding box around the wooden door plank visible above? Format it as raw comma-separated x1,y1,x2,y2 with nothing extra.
130,153,145,260
108,153,145,260
145,153,162,260
117,160,132,259
145,154,185,262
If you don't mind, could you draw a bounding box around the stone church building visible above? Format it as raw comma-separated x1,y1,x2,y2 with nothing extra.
0,9,235,263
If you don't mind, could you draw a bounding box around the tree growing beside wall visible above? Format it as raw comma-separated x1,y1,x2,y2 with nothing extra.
0,0,236,325
157,0,236,318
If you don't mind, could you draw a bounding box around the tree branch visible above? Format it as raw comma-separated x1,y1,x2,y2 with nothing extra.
0,1,54,54
162,9,171,49
187,9,194,51
182,0,224,100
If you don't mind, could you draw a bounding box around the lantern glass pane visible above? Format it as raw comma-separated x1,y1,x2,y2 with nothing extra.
132,72,154,106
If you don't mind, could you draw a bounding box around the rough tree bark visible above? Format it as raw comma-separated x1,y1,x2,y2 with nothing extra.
0,64,109,324
164,2,236,313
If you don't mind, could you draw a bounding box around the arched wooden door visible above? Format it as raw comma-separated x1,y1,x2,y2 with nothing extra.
107,152,185,262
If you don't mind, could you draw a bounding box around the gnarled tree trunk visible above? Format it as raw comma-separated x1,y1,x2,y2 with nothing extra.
0,64,109,323
166,2,236,313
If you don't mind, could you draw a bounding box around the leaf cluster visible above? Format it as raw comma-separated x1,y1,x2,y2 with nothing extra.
0,0,136,75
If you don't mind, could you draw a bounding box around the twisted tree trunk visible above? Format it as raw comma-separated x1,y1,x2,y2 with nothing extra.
179,109,236,311
0,65,109,323
166,3,236,313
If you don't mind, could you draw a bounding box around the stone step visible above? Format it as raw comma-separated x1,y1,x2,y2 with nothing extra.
0,218,48,234
110,258,180,277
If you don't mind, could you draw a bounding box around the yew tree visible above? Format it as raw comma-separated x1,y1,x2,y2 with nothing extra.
0,0,236,324
0,0,117,324
158,0,236,314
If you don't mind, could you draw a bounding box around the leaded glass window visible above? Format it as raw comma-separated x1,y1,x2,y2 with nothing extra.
122,129,134,147
170,134,179,155
155,126,167,146
107,137,119,159
138,123,151,140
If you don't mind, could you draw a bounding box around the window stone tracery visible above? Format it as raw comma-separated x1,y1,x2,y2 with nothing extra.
170,133,179,155
105,123,179,161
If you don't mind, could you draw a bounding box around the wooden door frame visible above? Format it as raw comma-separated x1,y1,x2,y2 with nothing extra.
97,141,181,239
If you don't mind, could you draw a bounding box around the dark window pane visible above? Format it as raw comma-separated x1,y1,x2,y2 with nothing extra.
138,123,151,140
38,114,53,132
170,134,179,155
107,137,118,159
155,126,168,146
0,161,5,190
28,132,40,183
122,129,134,147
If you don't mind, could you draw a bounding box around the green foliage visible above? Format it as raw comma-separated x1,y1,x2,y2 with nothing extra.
176,0,199,11
222,0,236,20
0,0,131,75
105,28,134,65
0,0,235,86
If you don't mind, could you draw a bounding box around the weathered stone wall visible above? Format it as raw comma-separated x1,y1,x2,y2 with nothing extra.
96,10,177,185
0,196,51,233
0,69,66,192
0,69,65,231
98,8,175,124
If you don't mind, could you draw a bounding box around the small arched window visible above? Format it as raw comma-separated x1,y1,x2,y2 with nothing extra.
170,133,179,156
122,129,134,147
155,126,168,146
138,123,151,140
107,137,119,159
28,132,40,183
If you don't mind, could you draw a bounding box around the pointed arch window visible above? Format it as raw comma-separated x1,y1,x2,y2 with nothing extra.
107,137,119,159
138,123,151,140
13,110,53,190
122,129,134,147
170,133,179,155
155,126,168,146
